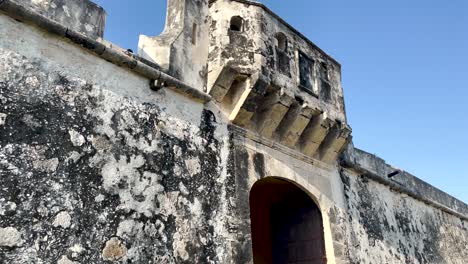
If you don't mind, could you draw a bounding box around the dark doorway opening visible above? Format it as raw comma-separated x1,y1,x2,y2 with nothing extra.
250,177,326,264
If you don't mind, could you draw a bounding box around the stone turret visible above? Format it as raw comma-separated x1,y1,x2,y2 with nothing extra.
207,0,352,163
138,0,210,90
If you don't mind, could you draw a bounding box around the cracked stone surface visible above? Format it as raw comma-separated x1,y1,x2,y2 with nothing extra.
0,48,238,263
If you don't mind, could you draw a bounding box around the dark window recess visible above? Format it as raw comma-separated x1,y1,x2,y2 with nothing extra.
319,62,332,102
275,33,290,76
276,49,291,76
230,16,243,32
275,33,288,52
320,81,332,102
298,51,316,95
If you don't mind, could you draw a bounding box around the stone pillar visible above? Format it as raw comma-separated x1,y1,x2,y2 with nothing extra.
138,0,210,90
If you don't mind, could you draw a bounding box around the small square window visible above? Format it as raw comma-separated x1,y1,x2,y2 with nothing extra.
298,51,317,96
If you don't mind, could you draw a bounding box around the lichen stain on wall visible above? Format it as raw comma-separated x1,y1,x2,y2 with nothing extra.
341,171,468,264
0,48,231,263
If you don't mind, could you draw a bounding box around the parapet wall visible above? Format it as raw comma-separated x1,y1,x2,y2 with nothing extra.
339,145,468,263
0,1,467,263
341,168,468,263
3,0,106,38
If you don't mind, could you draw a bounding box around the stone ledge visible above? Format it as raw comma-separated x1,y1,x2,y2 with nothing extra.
229,124,334,172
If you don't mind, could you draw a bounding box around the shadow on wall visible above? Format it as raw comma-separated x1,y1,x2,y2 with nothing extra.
92,0,167,51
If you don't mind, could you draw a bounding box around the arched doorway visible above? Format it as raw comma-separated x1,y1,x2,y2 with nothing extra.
250,177,326,264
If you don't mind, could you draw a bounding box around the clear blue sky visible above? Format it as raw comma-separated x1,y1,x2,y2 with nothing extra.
93,0,468,203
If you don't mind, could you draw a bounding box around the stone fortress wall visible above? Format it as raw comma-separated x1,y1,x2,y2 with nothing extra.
0,0,466,263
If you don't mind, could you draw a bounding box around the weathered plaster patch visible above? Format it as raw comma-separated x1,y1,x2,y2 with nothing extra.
57,255,78,264
25,76,40,88
94,194,105,203
0,227,23,247
52,211,72,229
33,157,59,172
62,6,71,18
97,154,164,217
68,129,85,147
102,237,127,261
185,157,201,175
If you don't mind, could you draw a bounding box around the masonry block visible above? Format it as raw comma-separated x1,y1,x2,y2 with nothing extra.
255,90,293,138
299,114,333,156
319,124,352,163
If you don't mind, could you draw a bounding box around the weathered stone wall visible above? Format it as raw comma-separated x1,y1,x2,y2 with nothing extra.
6,0,106,38
340,169,468,264
1,1,468,263
0,12,239,263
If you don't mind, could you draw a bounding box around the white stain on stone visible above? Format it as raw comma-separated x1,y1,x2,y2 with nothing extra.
173,231,190,261
31,0,49,9
116,219,144,241
157,192,179,217
99,155,164,217
179,182,189,196
53,211,72,229
100,155,145,190
22,114,41,128
65,151,83,164
190,198,203,218
69,129,86,147
57,255,78,264
0,113,6,126
85,24,94,32
25,76,40,88
94,194,105,203
0,227,23,247
33,157,59,172
62,5,71,17
0,201,16,216
102,237,127,261
69,244,84,258
185,158,201,175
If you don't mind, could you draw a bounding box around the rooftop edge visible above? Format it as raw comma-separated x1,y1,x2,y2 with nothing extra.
209,0,341,68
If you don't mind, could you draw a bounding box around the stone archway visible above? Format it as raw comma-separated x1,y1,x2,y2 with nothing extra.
250,177,326,264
